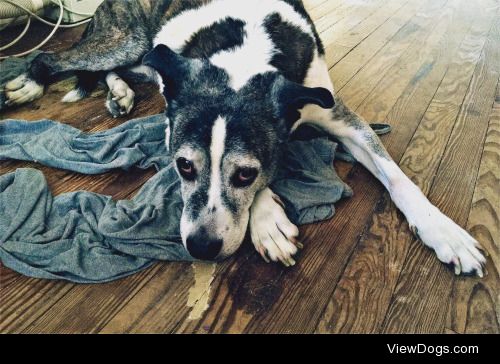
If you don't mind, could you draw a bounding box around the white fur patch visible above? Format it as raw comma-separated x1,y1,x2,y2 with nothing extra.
5,74,44,105
154,0,315,90
105,72,135,116
250,188,300,266
290,52,335,133
209,21,276,90
61,89,84,103
303,52,333,92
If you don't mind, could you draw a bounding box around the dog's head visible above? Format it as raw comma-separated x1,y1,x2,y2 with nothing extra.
143,44,334,260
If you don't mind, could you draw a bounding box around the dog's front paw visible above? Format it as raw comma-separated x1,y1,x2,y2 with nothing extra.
410,206,486,277
250,188,302,266
5,74,44,106
105,78,135,117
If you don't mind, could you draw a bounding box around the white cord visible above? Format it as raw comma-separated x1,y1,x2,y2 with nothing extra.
49,0,94,16
0,0,93,59
0,0,92,28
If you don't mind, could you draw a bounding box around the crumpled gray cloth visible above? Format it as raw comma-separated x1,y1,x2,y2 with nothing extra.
0,115,353,283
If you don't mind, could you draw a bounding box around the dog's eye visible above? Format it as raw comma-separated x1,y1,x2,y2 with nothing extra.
177,158,196,181
232,167,258,188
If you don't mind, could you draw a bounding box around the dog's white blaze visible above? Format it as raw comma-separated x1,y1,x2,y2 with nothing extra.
207,116,227,209
154,0,314,90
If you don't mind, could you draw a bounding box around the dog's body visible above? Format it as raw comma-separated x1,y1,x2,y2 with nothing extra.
4,0,486,275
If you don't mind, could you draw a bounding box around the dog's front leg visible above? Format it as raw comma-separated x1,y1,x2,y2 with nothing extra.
299,99,487,276
249,188,302,266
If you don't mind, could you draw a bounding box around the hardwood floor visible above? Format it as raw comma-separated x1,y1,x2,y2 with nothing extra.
0,0,498,333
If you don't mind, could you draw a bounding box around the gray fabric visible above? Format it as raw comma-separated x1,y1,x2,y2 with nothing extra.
0,116,353,283
0,53,360,283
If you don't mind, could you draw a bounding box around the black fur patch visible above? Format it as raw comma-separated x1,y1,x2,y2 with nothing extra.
74,70,101,95
181,17,246,59
280,0,325,55
264,13,315,84
28,53,56,85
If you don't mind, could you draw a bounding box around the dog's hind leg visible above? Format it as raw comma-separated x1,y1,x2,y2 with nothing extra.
6,38,148,107
104,72,135,117
102,65,161,117
5,21,150,107
62,71,101,103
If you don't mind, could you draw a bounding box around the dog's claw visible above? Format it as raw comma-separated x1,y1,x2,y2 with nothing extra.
291,237,304,249
256,245,270,263
286,257,296,266
452,257,461,275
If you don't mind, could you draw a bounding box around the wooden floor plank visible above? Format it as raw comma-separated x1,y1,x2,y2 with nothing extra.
308,0,343,21
336,0,410,48
445,80,500,334
21,264,164,333
314,0,372,33
315,0,483,334
0,272,74,333
100,261,229,333
320,0,404,51
381,10,500,334
324,0,424,69
337,0,451,111
322,0,421,68
329,0,440,90
356,12,466,123
1,0,498,334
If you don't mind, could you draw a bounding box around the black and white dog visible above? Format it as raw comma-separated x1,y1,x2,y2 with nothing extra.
3,0,486,275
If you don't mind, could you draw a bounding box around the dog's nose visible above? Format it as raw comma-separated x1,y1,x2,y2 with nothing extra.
186,232,222,260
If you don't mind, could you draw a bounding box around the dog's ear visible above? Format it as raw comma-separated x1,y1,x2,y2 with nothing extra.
271,76,335,127
142,44,201,100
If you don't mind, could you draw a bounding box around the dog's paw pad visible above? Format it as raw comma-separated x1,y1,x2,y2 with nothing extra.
250,189,301,267
5,74,44,106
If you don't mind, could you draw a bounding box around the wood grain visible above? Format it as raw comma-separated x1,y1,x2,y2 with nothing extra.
381,9,500,334
446,80,499,334
315,0,483,334
1,0,499,334
323,0,422,68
